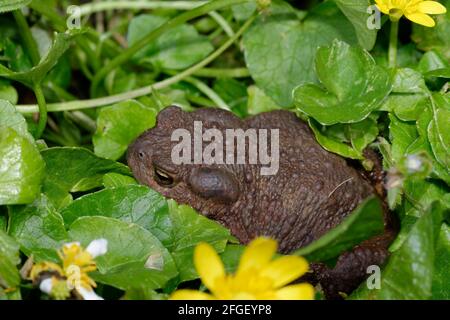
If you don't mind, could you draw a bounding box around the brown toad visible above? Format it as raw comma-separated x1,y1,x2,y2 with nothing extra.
127,106,396,299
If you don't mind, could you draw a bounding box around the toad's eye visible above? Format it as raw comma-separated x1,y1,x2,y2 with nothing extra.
154,167,175,187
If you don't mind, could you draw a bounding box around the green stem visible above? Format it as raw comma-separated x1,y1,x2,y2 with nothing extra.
208,11,235,38
79,1,208,16
90,0,254,96
192,67,250,78
13,10,40,65
388,20,399,68
33,85,48,139
17,15,257,114
184,76,231,110
67,111,97,133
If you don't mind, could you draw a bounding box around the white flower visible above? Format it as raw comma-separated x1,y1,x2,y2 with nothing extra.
78,286,104,300
39,278,53,294
406,154,422,173
86,238,108,258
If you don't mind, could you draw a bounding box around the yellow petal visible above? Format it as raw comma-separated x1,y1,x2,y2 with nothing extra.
236,237,277,277
418,1,447,14
194,242,226,293
259,255,309,288
274,283,315,300
375,0,391,14
405,12,436,26
170,289,214,300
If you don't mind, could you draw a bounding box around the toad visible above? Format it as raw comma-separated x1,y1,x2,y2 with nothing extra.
127,106,396,299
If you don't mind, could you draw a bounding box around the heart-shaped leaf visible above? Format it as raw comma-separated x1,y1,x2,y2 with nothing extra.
61,185,172,246
294,40,392,125
243,2,358,107
41,147,131,209
334,0,378,50
0,128,44,205
68,216,178,291
8,194,68,262
93,100,157,160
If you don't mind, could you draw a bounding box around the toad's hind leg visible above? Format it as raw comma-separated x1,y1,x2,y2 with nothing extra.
311,229,396,299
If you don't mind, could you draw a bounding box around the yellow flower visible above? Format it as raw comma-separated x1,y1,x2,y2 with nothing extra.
59,242,98,290
29,239,108,300
170,237,314,300
375,0,447,27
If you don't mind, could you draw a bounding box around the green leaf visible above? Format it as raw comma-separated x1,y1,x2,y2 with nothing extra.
167,201,233,282
231,2,256,21
8,194,68,262
102,172,137,189
0,229,20,289
243,2,358,107
0,0,31,13
382,93,428,122
294,40,392,125
428,94,450,169
55,182,234,283
402,179,448,219
351,202,444,300
128,14,214,70
220,244,245,274
0,127,45,205
93,100,157,160
0,100,44,204
432,223,450,299
0,82,18,104
247,85,280,115
0,99,32,141
61,185,172,246
347,117,379,154
417,51,450,78
2,37,32,72
334,0,377,50
41,147,131,209
293,196,384,262
307,116,378,160
412,102,450,185
391,68,427,93
68,216,178,291
308,119,362,160
213,78,248,116
0,31,80,87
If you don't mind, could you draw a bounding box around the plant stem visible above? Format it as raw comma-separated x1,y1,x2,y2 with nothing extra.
13,10,40,65
17,15,257,114
79,1,208,16
183,76,231,110
33,85,48,139
192,67,250,78
209,11,235,38
388,20,399,68
90,0,254,96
